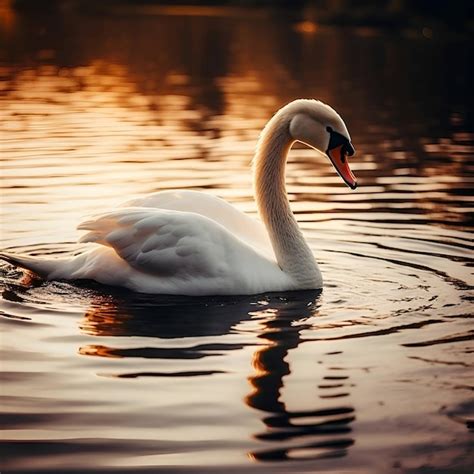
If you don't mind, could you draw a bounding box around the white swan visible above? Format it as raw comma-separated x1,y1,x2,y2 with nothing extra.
1,99,356,295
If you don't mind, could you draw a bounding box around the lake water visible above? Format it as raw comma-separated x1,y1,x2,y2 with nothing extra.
1,5,473,474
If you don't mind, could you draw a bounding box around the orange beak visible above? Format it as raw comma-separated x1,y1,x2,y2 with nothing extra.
327,144,357,190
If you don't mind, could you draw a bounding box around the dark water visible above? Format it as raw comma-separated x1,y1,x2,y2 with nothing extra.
1,5,473,473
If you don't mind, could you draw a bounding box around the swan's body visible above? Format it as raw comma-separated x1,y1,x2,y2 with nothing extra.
2,100,356,295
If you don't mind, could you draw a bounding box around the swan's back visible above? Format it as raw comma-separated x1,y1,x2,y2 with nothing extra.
123,190,273,259
75,207,291,295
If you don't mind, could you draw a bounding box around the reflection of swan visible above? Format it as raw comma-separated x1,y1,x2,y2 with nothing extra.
78,292,258,372
245,293,355,462
78,289,319,370
80,292,258,340
80,289,355,460
2,100,356,295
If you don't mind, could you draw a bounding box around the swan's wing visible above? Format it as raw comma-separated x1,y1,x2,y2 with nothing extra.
121,190,273,258
77,208,278,287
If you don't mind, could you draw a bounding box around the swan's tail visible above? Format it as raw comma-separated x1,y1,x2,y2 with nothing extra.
0,252,60,279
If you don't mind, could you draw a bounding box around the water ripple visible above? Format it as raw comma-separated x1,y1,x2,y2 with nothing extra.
0,6,473,474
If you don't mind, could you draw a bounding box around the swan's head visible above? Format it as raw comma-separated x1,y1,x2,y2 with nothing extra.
288,99,357,189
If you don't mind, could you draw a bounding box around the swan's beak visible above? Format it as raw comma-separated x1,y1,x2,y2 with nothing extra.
327,144,357,190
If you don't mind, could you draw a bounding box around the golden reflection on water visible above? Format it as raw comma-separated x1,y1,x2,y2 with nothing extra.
2,49,472,246
1,5,473,473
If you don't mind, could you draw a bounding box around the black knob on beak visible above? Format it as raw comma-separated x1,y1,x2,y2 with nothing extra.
345,142,355,157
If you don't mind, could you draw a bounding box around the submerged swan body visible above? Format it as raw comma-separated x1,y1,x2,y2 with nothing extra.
2,100,356,295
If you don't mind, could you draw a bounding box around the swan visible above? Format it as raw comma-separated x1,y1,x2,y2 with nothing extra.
1,99,356,296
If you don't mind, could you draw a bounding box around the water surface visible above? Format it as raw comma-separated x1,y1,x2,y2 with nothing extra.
1,6,473,474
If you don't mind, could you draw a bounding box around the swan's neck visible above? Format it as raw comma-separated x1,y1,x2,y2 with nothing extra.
254,113,322,287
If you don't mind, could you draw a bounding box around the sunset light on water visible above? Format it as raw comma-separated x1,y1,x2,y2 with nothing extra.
1,2,473,473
